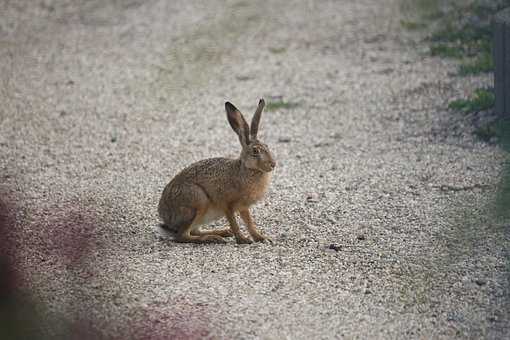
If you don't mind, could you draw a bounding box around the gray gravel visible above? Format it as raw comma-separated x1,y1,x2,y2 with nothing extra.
1,0,509,339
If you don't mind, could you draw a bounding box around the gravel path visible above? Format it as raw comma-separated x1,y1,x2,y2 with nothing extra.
1,0,509,339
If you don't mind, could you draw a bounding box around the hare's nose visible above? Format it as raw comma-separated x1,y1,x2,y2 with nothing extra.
270,160,276,169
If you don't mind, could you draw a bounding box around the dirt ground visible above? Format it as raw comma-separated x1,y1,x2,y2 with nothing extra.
1,0,509,339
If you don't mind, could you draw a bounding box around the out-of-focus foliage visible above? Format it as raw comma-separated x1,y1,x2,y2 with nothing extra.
401,0,510,75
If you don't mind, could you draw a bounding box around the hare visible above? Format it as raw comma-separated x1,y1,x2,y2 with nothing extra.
158,99,275,244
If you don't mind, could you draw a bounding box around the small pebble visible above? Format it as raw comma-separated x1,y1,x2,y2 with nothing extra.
306,193,320,202
328,244,342,251
474,278,487,286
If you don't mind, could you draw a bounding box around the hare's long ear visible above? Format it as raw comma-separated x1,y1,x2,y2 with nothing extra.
225,102,250,147
250,98,265,139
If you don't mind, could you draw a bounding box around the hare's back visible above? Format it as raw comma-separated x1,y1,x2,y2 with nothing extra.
176,157,237,181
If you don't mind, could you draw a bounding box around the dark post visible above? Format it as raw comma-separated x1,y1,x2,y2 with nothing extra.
494,8,510,117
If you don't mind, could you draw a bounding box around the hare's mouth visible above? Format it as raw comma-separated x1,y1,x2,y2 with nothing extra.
262,163,275,172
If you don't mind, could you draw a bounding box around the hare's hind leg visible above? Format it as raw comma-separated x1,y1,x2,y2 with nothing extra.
190,206,233,238
174,207,225,243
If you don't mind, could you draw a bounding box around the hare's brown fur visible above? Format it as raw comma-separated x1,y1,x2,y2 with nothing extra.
158,99,275,244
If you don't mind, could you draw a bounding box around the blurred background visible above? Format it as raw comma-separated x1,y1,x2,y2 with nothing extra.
1,0,509,339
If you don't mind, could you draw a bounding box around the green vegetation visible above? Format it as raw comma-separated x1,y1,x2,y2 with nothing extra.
400,0,443,20
458,52,494,76
400,20,426,30
448,88,495,113
265,100,299,111
401,0,510,75
401,0,508,146
474,123,498,142
268,47,286,54
472,118,510,146
429,44,464,58
429,24,492,45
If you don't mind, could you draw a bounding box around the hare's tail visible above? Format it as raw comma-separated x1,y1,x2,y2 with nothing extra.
154,222,177,239
158,223,178,233
157,198,177,234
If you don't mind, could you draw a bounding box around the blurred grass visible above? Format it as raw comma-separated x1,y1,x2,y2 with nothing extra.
268,47,286,54
400,0,510,75
429,44,464,58
458,51,494,76
400,20,427,30
448,88,495,113
400,0,443,19
265,100,299,111
474,123,498,142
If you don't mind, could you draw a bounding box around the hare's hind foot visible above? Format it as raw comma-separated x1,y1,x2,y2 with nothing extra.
176,233,226,244
171,206,227,244
191,228,234,238
191,227,250,243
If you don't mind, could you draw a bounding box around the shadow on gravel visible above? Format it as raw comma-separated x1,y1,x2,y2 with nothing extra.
0,192,211,339
0,192,42,339
0,191,100,339
443,120,510,334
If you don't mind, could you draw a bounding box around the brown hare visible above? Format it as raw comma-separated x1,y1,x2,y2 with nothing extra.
158,99,275,244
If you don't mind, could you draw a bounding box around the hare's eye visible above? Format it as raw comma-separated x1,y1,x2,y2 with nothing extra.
253,148,260,156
